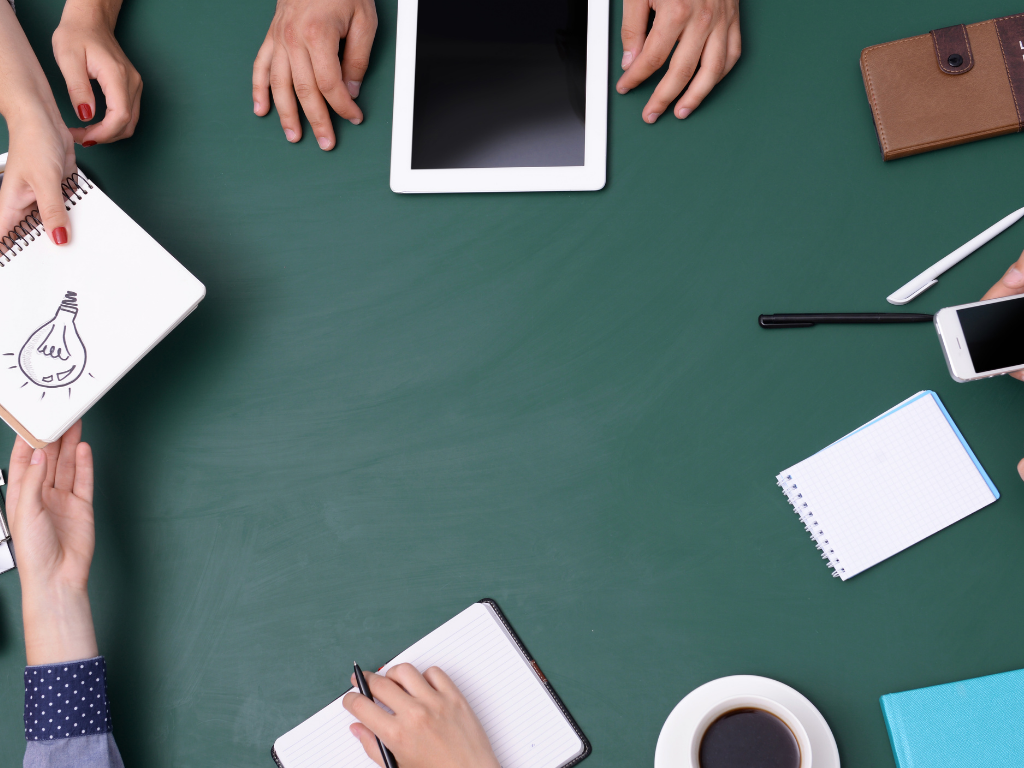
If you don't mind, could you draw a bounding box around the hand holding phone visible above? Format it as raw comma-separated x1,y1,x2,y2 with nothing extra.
935,294,1024,382
979,252,1024,381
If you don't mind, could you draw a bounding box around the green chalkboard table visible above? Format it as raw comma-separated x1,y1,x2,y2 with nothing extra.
2,1,1024,765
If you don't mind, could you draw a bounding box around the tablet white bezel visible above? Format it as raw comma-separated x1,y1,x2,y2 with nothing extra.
389,0,608,194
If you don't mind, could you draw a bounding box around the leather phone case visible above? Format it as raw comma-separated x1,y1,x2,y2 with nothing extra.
861,14,1024,160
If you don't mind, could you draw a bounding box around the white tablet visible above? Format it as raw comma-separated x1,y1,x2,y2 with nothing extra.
390,0,608,194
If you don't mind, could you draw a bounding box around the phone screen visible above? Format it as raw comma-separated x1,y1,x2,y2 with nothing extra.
411,0,588,170
957,297,1024,372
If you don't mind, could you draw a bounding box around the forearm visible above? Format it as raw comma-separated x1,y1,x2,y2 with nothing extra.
0,1,61,125
21,582,98,667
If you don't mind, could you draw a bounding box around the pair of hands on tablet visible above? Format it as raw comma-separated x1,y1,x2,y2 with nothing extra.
343,664,500,768
252,0,741,146
0,0,141,246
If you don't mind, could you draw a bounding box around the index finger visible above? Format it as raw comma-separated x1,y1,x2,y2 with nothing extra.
53,420,82,492
616,11,686,94
78,62,135,144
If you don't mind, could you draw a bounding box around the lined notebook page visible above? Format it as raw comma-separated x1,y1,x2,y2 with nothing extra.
778,391,997,580
274,603,584,768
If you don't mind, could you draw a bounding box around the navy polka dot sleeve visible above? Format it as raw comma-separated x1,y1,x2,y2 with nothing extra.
24,657,112,741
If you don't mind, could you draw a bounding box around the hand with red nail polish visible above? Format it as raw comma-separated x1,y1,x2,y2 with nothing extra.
981,248,1024,383
53,0,142,147
0,0,77,246
253,0,377,150
617,0,741,123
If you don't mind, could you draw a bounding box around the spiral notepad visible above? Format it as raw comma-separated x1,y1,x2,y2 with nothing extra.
778,391,998,580
0,154,205,446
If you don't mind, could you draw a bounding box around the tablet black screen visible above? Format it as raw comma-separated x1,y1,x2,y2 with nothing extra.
411,0,588,169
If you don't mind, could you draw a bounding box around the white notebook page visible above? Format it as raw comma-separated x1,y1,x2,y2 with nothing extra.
0,172,204,442
778,391,997,580
274,602,584,768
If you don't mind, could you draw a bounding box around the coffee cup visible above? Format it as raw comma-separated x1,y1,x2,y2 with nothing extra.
689,694,812,768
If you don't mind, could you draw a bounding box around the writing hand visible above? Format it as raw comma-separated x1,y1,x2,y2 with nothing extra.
52,0,143,146
616,0,741,123
253,0,377,150
6,422,98,665
343,664,501,768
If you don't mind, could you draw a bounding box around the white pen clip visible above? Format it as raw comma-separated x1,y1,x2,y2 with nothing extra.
888,279,939,305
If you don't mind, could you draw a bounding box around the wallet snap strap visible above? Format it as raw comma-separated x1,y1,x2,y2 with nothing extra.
995,14,1024,132
931,24,974,74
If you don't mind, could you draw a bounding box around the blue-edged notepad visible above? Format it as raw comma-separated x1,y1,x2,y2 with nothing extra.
778,391,998,580
881,668,1024,767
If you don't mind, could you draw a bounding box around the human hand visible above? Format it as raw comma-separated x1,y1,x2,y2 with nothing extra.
52,0,142,146
616,0,741,123
253,0,377,150
342,664,501,768
0,0,76,245
981,249,1024,383
6,422,98,665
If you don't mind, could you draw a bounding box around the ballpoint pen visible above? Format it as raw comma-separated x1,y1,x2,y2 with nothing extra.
759,312,933,328
354,663,399,768
887,205,1024,305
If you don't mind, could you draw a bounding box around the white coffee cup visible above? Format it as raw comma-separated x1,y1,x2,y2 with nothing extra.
689,694,812,768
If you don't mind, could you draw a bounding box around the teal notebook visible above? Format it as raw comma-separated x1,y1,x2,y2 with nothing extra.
881,668,1024,767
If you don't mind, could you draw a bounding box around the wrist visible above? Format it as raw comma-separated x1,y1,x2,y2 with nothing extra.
21,581,98,666
59,0,122,33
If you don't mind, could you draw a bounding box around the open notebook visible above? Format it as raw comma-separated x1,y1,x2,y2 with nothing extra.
778,391,998,580
0,155,204,445
272,600,590,768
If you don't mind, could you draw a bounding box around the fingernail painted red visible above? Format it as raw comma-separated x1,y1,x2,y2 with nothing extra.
77,104,93,121
53,227,68,245
82,140,96,147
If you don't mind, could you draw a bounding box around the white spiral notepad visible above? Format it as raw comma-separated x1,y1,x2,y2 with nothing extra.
778,391,998,580
0,154,204,445
272,600,589,768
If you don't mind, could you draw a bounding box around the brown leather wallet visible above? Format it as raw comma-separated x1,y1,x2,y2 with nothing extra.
861,14,1024,160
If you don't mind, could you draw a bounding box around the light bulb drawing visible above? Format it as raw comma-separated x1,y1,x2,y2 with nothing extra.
17,291,87,389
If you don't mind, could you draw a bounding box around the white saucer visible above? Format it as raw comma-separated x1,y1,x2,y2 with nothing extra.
654,675,840,768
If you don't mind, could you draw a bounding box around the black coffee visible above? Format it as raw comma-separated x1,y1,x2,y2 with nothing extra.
698,708,800,768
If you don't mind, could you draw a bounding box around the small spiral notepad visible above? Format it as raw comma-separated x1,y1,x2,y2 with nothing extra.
778,391,998,580
0,154,204,446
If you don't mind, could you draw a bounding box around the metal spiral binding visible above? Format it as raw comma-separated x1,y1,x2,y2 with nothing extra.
0,172,94,265
777,473,845,578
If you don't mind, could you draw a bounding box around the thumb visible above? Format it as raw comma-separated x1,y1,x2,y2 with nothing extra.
620,0,650,70
54,39,96,124
35,178,71,246
13,449,47,525
348,723,386,768
1018,457,1024,482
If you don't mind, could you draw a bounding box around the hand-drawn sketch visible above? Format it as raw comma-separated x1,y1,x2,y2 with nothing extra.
18,291,87,388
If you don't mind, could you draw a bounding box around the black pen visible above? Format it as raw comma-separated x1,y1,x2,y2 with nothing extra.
353,662,399,768
759,312,934,328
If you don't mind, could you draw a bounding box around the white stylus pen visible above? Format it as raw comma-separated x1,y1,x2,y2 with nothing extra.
887,205,1024,305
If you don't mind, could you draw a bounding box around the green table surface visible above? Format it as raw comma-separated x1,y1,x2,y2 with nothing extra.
3,0,1024,765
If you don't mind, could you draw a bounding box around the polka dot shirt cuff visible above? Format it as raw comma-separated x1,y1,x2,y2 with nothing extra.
24,657,112,741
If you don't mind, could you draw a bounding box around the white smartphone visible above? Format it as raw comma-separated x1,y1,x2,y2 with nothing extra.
934,293,1024,381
